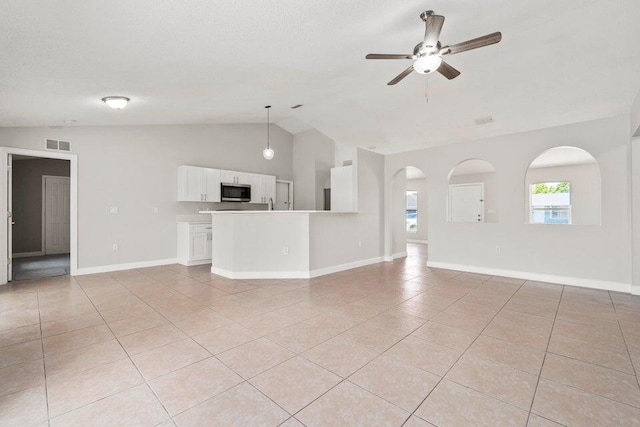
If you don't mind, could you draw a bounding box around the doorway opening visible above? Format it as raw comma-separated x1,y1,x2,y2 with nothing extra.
389,166,428,263
1,147,78,284
275,179,294,210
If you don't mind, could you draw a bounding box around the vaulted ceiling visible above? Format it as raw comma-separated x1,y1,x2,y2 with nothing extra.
1,1,639,154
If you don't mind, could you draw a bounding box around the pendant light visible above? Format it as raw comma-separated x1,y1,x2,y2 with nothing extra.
262,105,274,160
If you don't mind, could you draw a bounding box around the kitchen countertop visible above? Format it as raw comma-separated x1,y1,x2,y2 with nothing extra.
199,210,357,215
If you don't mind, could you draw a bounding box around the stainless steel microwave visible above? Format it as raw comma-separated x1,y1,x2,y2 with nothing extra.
221,183,251,202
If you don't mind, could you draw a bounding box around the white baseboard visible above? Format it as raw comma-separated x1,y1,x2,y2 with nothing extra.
426,261,631,294
384,252,408,262
309,257,384,278
407,239,428,244
211,266,309,280
178,259,212,267
76,258,178,276
12,251,45,258
212,257,385,280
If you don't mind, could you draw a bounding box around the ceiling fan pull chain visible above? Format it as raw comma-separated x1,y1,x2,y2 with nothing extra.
425,78,429,103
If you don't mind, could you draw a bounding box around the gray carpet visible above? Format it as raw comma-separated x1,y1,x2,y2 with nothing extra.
13,254,70,281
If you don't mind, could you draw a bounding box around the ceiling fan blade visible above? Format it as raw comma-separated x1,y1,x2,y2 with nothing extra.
437,60,461,80
440,32,502,56
366,54,414,60
422,14,445,49
387,65,414,85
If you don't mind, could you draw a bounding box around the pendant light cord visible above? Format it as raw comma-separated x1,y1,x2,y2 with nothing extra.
266,106,271,149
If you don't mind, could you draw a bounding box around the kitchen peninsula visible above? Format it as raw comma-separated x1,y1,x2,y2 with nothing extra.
199,210,379,279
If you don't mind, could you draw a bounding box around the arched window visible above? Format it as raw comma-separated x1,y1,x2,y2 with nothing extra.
525,147,601,225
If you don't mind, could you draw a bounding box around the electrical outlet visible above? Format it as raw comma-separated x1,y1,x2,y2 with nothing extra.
358,240,362,248
112,243,119,251
283,247,289,255
152,207,159,214
495,246,501,254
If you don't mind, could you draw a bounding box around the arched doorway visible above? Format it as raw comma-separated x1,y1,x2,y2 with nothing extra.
389,165,427,267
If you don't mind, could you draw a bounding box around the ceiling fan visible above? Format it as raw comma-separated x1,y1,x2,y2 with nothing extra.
366,10,502,85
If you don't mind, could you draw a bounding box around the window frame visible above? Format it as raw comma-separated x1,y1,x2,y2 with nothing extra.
528,181,572,225
406,189,418,234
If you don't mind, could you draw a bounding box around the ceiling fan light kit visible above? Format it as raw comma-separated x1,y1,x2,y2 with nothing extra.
366,10,502,85
101,96,130,109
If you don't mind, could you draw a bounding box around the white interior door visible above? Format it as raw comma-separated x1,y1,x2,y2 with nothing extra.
7,154,12,281
44,176,71,254
275,181,290,210
450,183,484,222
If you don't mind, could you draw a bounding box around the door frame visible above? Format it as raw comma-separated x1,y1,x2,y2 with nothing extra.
0,147,78,284
42,175,71,255
448,182,484,223
275,179,294,210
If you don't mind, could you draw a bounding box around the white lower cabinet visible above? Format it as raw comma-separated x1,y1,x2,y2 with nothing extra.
177,223,212,266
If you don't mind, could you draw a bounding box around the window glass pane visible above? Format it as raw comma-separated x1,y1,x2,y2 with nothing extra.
530,182,571,224
406,190,418,233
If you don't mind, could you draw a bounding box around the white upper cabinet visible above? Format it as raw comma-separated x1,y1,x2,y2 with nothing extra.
331,165,355,212
220,170,251,185
249,174,277,204
264,175,276,203
178,166,221,202
204,168,221,202
179,166,276,204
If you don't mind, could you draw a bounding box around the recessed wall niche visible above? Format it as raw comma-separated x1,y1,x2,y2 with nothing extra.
525,146,601,225
447,159,498,223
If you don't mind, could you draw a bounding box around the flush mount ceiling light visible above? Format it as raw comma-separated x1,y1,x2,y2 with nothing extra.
101,96,130,110
262,105,274,160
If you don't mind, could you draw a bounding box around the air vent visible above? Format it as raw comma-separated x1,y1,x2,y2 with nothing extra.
474,116,494,125
45,139,71,152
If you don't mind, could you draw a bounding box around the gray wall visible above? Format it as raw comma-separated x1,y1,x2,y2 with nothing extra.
292,129,335,210
525,163,601,225
406,178,428,241
385,115,632,288
391,170,406,255
0,124,293,269
12,158,70,253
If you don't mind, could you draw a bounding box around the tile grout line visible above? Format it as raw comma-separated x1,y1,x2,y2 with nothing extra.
524,283,565,425
402,277,530,426
288,276,473,424
35,282,51,425
608,290,640,390
68,268,176,423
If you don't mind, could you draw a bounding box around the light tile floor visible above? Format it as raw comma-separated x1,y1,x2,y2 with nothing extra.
1,244,640,426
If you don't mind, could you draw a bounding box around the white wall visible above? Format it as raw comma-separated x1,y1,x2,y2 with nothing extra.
391,170,406,255
525,163,601,225
0,124,293,270
385,115,632,291
311,148,385,269
406,178,428,242
292,129,335,210
632,89,640,137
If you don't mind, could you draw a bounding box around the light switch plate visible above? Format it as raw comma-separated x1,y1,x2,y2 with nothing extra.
152,207,159,214
109,207,119,214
